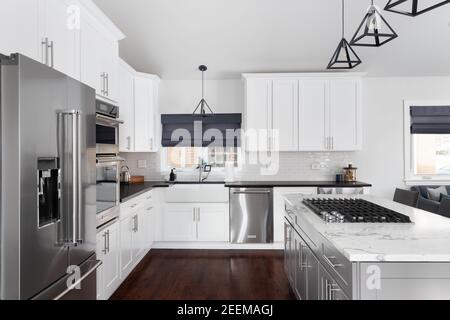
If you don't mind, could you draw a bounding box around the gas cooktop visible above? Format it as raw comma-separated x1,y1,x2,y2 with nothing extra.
302,198,412,223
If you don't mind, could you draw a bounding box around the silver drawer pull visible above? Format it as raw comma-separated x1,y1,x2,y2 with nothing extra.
324,255,344,269
130,204,138,208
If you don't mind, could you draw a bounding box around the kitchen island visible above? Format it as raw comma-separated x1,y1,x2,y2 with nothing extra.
283,194,450,300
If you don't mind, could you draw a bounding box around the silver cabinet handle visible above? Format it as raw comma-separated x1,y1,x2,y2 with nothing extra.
193,208,196,222
41,37,49,65
105,73,109,96
102,231,107,254
146,206,153,211
100,73,105,95
49,40,54,68
331,137,334,150
107,230,110,253
197,208,200,222
127,136,131,150
323,255,344,268
150,138,153,149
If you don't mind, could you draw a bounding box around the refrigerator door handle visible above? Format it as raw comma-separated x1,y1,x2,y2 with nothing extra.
57,110,83,247
53,260,102,301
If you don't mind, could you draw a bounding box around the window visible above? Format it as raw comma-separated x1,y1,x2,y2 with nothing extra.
413,134,450,175
163,147,240,171
404,101,450,184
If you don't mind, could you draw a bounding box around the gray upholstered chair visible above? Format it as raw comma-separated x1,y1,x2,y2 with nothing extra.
438,197,450,218
393,188,419,207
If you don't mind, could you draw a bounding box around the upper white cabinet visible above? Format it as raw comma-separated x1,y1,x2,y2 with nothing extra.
118,60,135,152
329,80,361,151
0,0,41,61
298,80,328,151
118,61,160,153
40,0,80,79
79,2,122,102
273,80,299,151
243,74,363,152
134,74,160,152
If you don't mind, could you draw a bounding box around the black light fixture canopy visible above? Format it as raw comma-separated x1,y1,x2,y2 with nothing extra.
384,0,450,17
327,0,362,70
350,1,398,47
193,65,214,116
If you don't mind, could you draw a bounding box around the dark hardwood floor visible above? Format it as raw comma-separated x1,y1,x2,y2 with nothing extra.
111,249,296,300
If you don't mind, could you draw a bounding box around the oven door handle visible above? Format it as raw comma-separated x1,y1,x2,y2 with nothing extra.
96,157,125,164
96,114,124,126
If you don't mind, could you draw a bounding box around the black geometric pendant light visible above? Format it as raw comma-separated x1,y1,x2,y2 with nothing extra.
384,0,450,17
192,65,214,115
327,0,362,69
350,1,398,47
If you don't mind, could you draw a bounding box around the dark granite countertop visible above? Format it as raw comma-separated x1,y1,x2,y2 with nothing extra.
120,180,372,203
224,181,372,188
120,182,169,203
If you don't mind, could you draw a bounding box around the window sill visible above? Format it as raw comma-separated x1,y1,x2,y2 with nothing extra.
404,178,450,186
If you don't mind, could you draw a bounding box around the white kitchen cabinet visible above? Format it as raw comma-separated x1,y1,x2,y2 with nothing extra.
0,0,40,62
134,75,159,152
245,78,272,152
40,0,79,79
96,221,121,300
298,80,328,151
329,79,361,151
118,60,135,152
162,205,197,242
272,80,299,151
243,74,362,152
119,190,153,280
162,204,229,242
80,5,120,102
273,187,317,243
196,204,229,242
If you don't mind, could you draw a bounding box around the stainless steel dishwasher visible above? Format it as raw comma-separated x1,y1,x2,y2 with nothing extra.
230,188,273,244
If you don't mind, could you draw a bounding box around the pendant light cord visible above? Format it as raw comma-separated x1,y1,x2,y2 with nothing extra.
342,0,345,38
202,69,205,99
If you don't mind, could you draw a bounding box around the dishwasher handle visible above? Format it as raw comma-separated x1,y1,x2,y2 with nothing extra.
232,191,272,195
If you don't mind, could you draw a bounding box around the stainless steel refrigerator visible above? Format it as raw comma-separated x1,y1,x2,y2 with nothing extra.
0,53,100,300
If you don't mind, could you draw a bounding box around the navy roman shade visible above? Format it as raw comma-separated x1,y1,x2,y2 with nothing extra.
161,114,242,147
411,106,450,134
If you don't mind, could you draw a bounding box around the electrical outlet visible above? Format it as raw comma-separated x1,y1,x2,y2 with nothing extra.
311,163,321,170
137,160,147,169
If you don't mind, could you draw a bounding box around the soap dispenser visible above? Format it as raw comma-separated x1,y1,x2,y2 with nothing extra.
169,168,177,182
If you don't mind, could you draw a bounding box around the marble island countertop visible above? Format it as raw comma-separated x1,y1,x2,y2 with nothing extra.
284,194,450,263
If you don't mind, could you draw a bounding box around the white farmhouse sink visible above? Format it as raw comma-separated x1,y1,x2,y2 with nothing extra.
165,184,229,203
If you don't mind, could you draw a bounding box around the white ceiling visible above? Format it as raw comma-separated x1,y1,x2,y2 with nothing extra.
93,0,450,80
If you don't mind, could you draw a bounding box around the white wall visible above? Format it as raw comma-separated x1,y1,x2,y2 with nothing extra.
354,77,450,199
122,77,450,199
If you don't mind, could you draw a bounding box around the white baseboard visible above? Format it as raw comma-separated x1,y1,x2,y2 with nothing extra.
151,241,284,250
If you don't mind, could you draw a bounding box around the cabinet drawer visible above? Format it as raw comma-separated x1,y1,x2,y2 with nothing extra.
321,241,352,291
121,190,153,217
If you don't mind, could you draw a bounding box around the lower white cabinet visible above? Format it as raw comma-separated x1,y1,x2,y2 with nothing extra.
162,204,229,242
96,221,121,300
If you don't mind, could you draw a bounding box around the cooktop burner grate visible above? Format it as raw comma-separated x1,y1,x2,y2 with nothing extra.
302,198,412,223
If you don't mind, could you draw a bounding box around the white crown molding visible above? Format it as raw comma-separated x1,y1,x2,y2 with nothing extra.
242,72,366,79
78,0,125,40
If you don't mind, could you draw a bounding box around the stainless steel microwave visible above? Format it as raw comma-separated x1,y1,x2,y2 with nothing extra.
96,100,123,155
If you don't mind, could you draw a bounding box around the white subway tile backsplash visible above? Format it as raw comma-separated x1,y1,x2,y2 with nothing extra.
120,151,355,182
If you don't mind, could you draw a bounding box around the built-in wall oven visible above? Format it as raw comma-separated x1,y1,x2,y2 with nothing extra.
96,100,124,227
96,100,123,155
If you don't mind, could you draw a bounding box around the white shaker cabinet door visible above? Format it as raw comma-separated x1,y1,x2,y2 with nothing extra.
0,0,40,62
196,204,229,242
329,79,361,151
162,205,197,242
245,79,272,152
298,80,329,151
41,0,79,79
134,76,156,152
272,80,299,151
118,61,135,152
